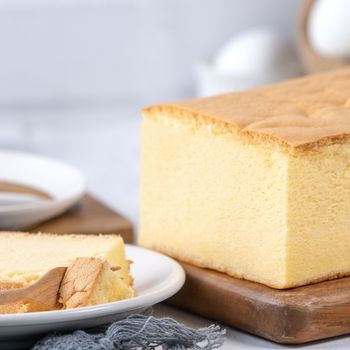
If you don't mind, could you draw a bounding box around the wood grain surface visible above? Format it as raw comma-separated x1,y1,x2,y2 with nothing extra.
0,267,67,310
30,194,134,243
169,262,350,344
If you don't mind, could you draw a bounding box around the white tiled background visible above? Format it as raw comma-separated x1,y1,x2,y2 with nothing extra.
0,0,302,225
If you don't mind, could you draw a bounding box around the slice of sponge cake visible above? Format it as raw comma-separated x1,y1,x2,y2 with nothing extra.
139,68,350,289
59,257,134,309
0,232,134,313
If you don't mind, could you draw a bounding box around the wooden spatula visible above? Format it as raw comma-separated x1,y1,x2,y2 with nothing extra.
0,267,67,310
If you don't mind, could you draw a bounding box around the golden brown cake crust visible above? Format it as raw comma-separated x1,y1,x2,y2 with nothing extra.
58,257,105,309
143,68,350,152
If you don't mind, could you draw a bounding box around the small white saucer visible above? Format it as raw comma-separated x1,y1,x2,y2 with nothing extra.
0,150,85,229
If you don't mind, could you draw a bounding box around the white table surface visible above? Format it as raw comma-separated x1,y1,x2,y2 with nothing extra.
154,304,350,349
1,106,350,349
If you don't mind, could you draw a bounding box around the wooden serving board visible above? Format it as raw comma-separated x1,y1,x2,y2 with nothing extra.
169,262,350,344
30,194,133,243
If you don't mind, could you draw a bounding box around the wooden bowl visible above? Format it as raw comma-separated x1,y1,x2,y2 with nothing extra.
298,0,349,73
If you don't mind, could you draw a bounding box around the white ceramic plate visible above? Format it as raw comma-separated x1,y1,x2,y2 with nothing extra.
0,245,185,349
0,150,86,229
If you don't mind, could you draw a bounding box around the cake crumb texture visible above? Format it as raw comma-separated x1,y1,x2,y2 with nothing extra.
140,69,350,288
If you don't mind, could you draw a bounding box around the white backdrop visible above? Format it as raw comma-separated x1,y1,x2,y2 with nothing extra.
0,0,302,107
0,0,303,224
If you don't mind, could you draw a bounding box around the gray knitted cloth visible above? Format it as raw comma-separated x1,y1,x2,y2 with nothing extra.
32,314,225,350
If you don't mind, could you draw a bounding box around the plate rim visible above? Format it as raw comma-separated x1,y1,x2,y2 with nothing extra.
0,245,185,326
0,149,86,212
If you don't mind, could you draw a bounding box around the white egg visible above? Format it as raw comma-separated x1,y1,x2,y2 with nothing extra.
309,0,350,58
213,27,300,77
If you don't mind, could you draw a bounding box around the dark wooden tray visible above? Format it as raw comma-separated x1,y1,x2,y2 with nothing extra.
30,194,133,243
169,262,350,344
